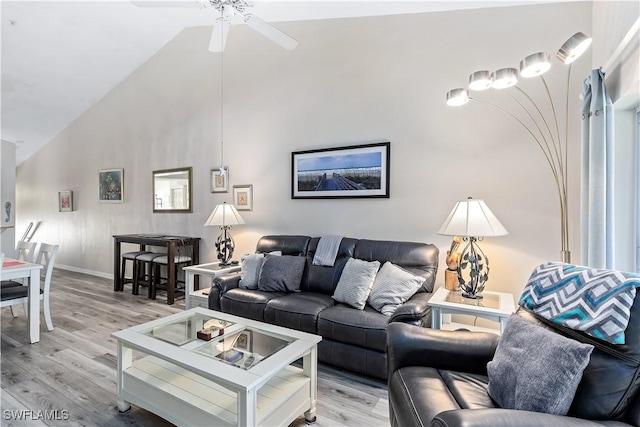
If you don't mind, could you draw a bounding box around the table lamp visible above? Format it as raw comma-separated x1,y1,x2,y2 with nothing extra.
204,202,245,265
437,197,508,299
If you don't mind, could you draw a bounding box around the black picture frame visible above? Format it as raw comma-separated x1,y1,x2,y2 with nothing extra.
291,142,390,199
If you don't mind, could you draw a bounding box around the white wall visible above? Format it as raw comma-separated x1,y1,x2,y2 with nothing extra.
15,2,593,296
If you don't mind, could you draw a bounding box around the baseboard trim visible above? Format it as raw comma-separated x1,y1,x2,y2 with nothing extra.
56,264,113,280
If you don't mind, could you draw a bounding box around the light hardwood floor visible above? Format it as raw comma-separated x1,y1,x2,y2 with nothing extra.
1,268,390,427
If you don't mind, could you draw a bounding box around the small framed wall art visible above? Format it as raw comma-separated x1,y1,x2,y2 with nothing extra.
98,168,124,203
210,167,229,193
233,184,253,211
58,191,73,212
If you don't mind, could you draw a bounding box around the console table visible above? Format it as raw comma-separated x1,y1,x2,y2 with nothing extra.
113,234,200,304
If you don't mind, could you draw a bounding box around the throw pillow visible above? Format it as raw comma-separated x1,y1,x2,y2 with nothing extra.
258,255,306,292
487,314,594,415
238,253,264,290
519,262,640,344
332,258,381,310
368,261,426,316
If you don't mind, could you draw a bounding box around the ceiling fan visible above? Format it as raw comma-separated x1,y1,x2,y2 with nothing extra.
132,0,298,52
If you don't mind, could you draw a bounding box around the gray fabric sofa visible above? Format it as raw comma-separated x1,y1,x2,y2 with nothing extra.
208,235,439,380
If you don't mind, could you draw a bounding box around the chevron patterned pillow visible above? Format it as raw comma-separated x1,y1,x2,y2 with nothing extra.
519,262,640,344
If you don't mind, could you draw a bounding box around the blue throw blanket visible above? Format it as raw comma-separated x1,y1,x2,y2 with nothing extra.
519,262,640,344
312,235,343,267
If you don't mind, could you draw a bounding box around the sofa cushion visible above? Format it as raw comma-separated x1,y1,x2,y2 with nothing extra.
317,304,389,352
389,366,496,427
303,237,357,295
220,288,286,322
368,262,426,316
332,258,380,309
258,255,305,292
264,292,334,334
488,314,594,415
256,235,310,256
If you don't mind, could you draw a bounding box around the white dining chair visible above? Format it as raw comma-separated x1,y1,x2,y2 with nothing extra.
0,243,59,331
16,240,37,263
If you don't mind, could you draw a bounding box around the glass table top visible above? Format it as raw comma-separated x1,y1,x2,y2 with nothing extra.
141,312,293,370
444,291,501,309
143,313,233,346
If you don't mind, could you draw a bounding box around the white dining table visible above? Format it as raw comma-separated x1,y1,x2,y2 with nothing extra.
1,257,44,343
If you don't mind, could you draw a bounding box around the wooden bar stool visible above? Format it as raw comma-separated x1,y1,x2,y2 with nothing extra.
149,255,193,302
133,252,164,295
120,251,152,295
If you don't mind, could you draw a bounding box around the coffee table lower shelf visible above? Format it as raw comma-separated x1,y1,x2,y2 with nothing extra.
121,356,311,427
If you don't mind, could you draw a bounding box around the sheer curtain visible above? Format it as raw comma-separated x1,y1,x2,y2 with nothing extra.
580,68,615,268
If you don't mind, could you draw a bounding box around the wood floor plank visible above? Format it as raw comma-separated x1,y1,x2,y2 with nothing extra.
1,391,48,427
1,268,391,426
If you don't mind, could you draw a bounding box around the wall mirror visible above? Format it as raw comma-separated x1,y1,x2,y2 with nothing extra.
153,167,193,213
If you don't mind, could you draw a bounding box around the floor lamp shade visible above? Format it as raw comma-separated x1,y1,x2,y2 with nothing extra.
438,197,507,299
204,202,245,265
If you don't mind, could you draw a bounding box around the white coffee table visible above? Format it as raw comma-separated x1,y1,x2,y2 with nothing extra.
112,308,321,426
184,262,241,309
428,287,515,334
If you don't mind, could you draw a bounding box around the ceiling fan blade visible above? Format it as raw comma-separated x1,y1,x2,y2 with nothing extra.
243,14,298,51
131,1,204,8
209,17,230,52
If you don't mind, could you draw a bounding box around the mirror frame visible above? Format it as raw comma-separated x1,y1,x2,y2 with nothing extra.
152,167,193,213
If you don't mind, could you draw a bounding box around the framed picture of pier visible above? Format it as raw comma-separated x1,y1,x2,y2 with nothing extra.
291,142,390,199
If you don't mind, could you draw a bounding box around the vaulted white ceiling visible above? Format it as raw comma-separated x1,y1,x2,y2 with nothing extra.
1,0,576,165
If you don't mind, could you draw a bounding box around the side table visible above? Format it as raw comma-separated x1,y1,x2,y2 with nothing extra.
428,287,515,334
184,262,241,310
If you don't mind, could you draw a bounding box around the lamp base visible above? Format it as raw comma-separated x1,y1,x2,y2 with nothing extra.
215,227,235,265
462,292,483,300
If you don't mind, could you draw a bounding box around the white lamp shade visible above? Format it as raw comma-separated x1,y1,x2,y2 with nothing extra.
438,198,508,237
204,202,245,227
468,70,493,91
446,88,470,106
556,32,592,64
519,52,551,78
491,68,518,89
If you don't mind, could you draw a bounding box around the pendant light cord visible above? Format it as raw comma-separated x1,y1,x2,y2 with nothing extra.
220,6,224,169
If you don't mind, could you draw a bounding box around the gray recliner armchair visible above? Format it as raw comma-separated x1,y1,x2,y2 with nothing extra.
387,284,640,426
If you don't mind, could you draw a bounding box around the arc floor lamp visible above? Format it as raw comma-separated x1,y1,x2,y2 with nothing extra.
446,32,592,263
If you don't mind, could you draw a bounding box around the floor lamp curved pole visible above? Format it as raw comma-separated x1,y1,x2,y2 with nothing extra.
445,32,592,263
